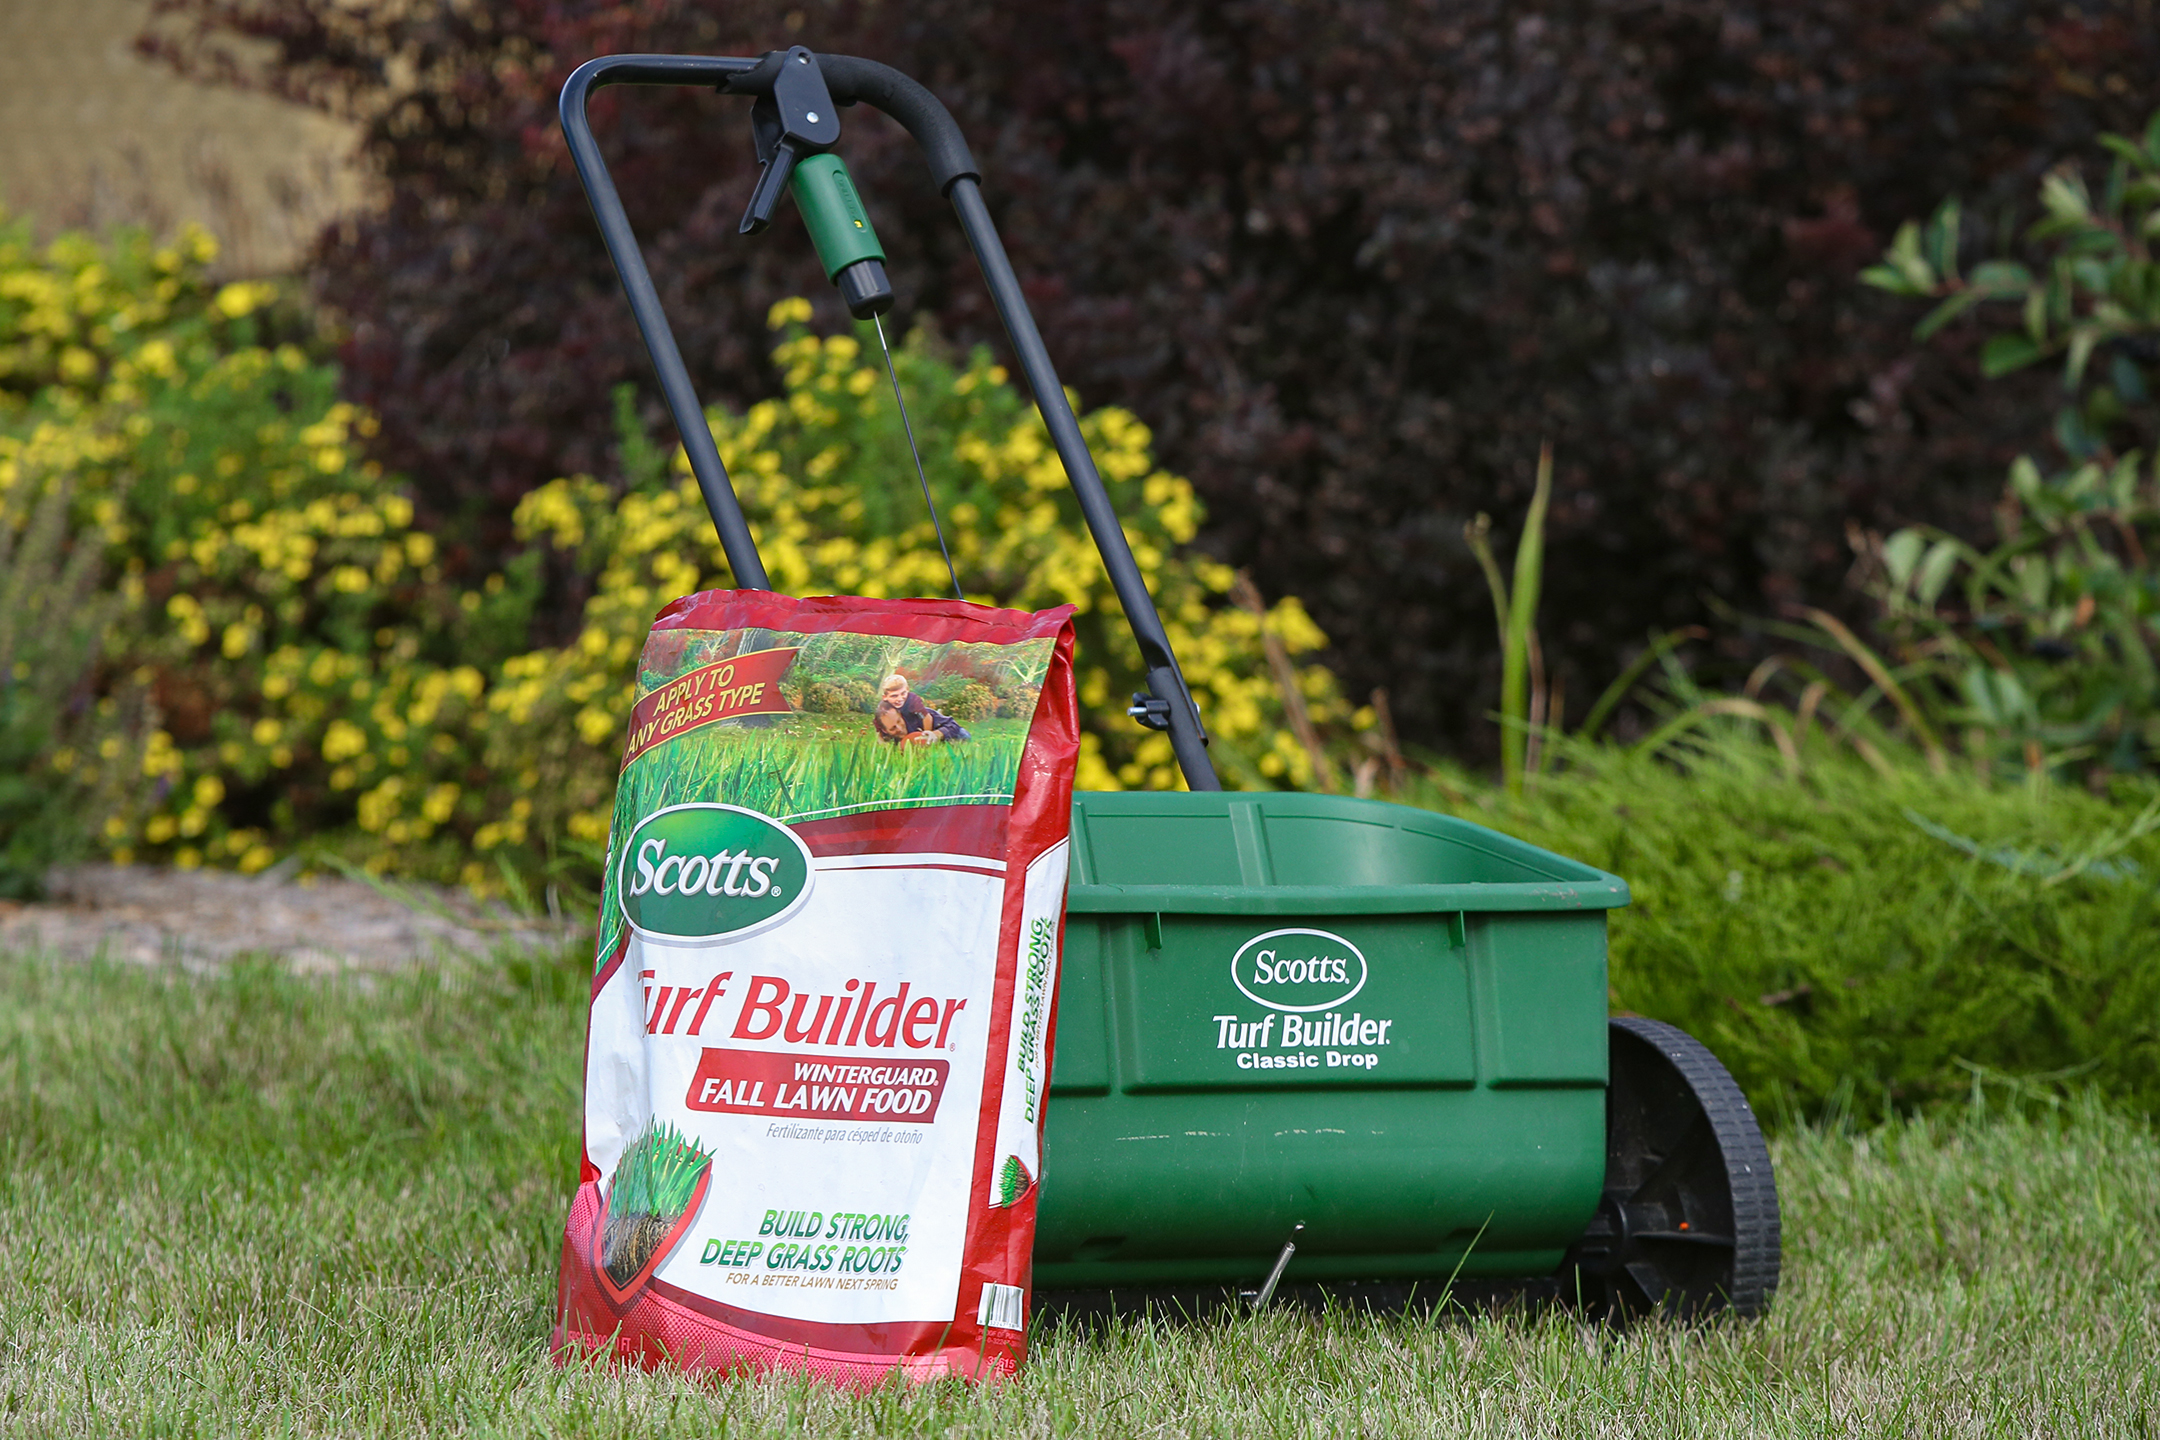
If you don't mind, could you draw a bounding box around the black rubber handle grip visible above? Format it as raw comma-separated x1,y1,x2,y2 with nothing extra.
720,53,980,194
816,55,982,194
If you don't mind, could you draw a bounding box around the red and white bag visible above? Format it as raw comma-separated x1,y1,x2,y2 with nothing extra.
553,590,1077,1384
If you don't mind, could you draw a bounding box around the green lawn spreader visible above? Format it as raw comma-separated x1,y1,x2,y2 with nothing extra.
561,46,1780,1320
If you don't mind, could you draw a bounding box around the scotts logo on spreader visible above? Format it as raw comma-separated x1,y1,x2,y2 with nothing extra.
1230,927,1367,1012
617,803,814,943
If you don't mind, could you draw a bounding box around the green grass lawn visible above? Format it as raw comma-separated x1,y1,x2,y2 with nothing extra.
1,947,2154,1436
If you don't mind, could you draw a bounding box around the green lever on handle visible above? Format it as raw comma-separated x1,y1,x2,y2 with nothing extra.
790,153,893,319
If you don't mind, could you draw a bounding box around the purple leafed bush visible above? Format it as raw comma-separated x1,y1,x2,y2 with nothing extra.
142,0,2160,754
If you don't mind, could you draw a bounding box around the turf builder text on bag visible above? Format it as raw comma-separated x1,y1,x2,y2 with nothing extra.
554,591,1078,1383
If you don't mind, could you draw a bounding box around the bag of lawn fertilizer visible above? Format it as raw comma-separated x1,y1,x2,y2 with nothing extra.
554,589,1078,1384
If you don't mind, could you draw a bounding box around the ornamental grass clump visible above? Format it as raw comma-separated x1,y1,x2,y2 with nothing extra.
601,1120,713,1287
0,473,142,897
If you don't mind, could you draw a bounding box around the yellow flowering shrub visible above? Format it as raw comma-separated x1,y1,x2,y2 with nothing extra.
0,214,537,880
491,301,1356,852
3,213,1356,889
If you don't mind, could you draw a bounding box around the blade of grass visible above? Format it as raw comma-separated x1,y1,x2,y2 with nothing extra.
1231,572,1338,792
1799,606,1949,772
1576,628,1705,742
1630,697,1799,775
1499,444,1552,798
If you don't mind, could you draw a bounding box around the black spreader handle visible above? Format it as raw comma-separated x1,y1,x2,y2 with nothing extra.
559,51,1219,791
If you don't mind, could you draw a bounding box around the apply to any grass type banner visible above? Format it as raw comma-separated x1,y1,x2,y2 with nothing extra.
553,590,1079,1385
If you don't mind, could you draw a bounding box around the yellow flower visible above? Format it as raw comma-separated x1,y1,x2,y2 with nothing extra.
419,784,458,825
322,719,368,763
165,592,212,646
357,777,405,833
135,338,178,378
213,280,277,319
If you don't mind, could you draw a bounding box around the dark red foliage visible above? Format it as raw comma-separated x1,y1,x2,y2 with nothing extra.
141,0,2160,753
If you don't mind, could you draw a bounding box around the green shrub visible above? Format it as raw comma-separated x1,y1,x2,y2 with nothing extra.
1427,724,2160,1122
946,682,999,725
919,676,997,724
800,679,877,714
1455,468,2160,1120
1860,111,2160,779
991,676,1041,719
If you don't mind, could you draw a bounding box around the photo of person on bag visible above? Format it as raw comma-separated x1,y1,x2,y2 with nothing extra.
874,672,971,745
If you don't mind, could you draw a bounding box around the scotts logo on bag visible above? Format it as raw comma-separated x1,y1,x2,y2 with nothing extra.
618,803,815,943
1230,927,1367,1012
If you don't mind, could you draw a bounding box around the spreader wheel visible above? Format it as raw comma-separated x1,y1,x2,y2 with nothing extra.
1566,1015,1780,1321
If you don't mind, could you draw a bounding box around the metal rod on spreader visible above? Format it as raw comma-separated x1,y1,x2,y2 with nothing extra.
874,312,963,601
1250,1222,1305,1311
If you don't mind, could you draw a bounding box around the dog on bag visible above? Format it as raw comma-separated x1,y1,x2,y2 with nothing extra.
874,673,970,745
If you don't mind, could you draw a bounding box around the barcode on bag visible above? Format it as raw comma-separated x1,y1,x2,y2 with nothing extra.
977,1282,1026,1332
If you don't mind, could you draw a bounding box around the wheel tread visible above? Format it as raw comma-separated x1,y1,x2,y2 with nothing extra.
1608,1015,1781,1317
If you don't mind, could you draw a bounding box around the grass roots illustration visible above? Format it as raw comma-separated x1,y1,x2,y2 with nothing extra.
601,1120,714,1287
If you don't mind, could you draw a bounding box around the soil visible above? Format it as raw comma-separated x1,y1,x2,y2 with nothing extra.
0,864,583,972
602,1211,679,1288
